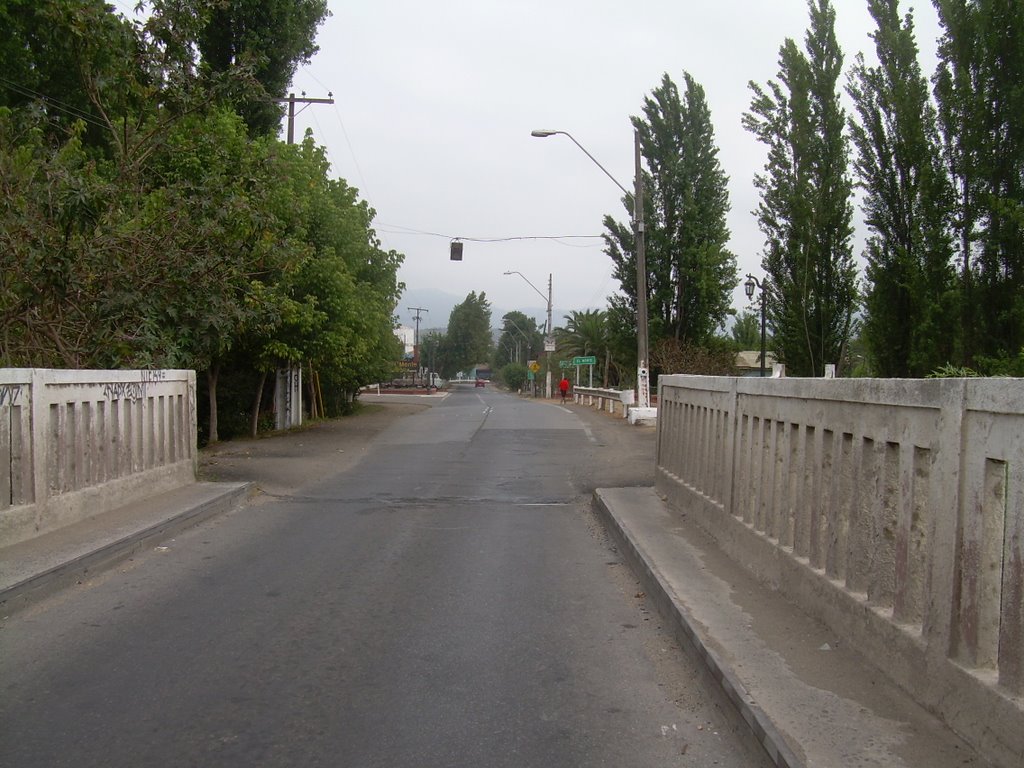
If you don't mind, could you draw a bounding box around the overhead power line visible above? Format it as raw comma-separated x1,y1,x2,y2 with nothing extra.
375,224,604,245
0,76,109,131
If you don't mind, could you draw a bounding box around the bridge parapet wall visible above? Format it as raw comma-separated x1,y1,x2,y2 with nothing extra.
0,369,197,547
573,386,634,418
656,374,1024,766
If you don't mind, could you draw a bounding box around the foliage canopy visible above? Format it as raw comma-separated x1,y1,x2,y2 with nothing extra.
0,0,401,441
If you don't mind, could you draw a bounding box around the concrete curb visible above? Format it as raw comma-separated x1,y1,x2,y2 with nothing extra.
592,488,803,768
0,482,254,614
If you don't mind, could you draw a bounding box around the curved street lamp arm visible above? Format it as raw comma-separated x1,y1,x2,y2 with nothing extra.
502,316,536,347
503,270,547,305
531,130,631,198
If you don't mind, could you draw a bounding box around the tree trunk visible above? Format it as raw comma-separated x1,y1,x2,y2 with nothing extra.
315,369,326,417
250,369,268,438
207,364,220,444
306,363,317,420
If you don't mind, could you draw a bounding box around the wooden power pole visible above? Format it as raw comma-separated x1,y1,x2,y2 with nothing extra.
273,92,335,145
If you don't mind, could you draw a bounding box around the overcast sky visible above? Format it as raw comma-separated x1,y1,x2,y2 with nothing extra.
283,0,943,328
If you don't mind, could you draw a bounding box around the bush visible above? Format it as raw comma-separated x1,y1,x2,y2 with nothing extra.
500,362,529,391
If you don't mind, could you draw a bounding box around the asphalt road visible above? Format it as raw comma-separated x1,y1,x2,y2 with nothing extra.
0,385,771,767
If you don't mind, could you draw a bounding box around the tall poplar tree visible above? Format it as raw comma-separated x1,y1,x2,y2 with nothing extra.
743,0,857,376
605,72,736,350
934,0,1024,370
444,292,493,376
198,0,329,137
848,0,956,376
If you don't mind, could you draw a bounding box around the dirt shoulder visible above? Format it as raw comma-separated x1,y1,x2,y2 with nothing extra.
198,403,427,499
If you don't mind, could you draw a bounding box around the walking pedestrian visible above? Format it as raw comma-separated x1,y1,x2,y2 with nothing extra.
559,375,570,404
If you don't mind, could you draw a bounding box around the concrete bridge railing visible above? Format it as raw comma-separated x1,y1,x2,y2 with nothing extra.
573,387,635,418
1,369,197,547
656,374,1024,766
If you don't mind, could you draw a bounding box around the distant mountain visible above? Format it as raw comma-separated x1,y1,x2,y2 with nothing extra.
396,287,462,330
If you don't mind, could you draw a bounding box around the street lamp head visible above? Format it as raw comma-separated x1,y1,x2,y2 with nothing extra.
530,129,558,138
744,274,756,300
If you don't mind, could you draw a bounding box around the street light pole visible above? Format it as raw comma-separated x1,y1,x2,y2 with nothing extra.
531,128,652,412
633,130,650,408
744,274,767,377
503,316,536,366
503,270,553,398
408,306,429,385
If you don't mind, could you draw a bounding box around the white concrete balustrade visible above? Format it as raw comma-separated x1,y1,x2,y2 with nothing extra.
0,369,197,547
572,386,635,418
656,374,1024,766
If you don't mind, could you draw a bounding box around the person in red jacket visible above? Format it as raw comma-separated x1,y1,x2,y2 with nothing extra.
559,375,570,404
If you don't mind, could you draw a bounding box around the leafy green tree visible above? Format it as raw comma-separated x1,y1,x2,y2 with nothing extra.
198,0,329,136
419,330,446,380
848,0,956,376
731,311,761,349
0,0,404,444
233,136,403,428
499,362,529,392
141,108,299,442
603,302,641,387
0,0,142,153
604,72,736,347
0,113,114,367
443,292,493,376
492,311,543,369
934,0,1024,369
743,0,858,376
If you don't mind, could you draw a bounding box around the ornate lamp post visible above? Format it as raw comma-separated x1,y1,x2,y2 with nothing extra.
744,274,767,377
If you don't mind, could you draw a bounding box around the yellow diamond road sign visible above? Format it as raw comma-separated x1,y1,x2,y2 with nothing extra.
528,361,541,373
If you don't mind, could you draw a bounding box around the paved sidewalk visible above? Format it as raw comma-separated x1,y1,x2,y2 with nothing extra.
594,486,992,768
0,482,251,615
0,402,427,616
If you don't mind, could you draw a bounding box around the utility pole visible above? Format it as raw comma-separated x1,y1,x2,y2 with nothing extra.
273,92,335,145
634,129,650,410
546,273,553,400
408,307,428,385
266,91,335,427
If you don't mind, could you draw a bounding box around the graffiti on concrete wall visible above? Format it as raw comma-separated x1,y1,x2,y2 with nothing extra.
0,384,23,407
101,370,168,402
102,381,148,401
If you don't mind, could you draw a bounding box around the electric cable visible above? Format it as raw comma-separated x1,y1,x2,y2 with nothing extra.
0,76,109,131
375,225,604,246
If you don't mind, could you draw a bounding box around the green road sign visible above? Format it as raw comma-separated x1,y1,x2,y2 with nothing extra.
572,355,597,366
559,360,572,369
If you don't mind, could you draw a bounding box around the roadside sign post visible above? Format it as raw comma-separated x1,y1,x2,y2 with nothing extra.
528,360,541,396
570,356,597,389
